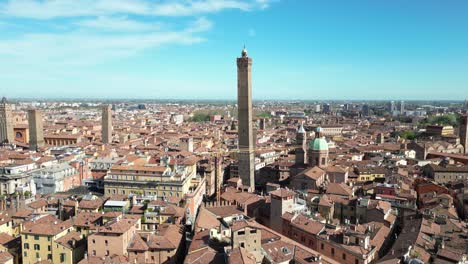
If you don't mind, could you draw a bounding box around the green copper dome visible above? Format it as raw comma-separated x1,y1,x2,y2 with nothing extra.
309,137,328,151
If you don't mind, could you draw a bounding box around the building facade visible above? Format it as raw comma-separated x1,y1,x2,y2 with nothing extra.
44,135,82,146
21,221,74,264
0,163,36,195
104,160,196,199
32,163,79,195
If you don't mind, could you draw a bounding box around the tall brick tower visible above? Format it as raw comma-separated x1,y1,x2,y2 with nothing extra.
237,47,255,192
28,109,45,149
102,105,112,144
0,97,14,144
295,123,307,165
460,114,468,155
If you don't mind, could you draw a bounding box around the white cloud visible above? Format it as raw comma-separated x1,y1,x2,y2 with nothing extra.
152,0,251,16
0,0,277,85
0,18,209,67
255,0,274,10
186,17,213,33
0,0,269,19
0,0,149,19
75,16,161,32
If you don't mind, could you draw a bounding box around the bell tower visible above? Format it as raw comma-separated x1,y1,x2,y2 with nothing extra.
237,47,255,192
308,127,329,168
295,123,307,164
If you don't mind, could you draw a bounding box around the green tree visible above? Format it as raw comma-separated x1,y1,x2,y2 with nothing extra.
189,113,210,122
421,113,459,127
256,112,272,118
399,130,418,140
24,191,32,198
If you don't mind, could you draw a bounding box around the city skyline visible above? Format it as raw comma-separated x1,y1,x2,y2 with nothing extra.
1,0,468,100
0,19,467,263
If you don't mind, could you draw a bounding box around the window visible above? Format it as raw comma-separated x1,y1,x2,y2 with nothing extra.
106,250,109,256
34,244,40,250
60,253,66,263
321,243,324,250
25,235,28,239
331,248,335,256
48,237,51,241
24,243,29,249
105,240,108,246
92,239,95,244
48,254,52,260
92,250,96,256
250,229,257,234
24,252,27,257
240,242,245,248
238,231,245,235
343,253,346,260
34,235,39,240
355,259,359,264
36,253,39,258
48,245,51,251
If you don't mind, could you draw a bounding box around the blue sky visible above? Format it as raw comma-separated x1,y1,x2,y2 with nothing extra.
0,0,467,100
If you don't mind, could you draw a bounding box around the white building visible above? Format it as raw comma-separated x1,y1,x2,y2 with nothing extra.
0,163,37,195
32,163,78,194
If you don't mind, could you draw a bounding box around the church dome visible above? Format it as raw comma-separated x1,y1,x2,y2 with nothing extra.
309,137,329,151
309,127,328,151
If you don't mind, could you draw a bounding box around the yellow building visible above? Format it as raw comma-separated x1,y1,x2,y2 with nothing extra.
142,201,184,229
426,125,454,137
355,166,386,182
21,220,73,264
104,161,196,198
53,231,86,264
0,214,14,236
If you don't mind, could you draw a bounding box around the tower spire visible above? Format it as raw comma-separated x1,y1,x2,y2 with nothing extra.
241,45,248,57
